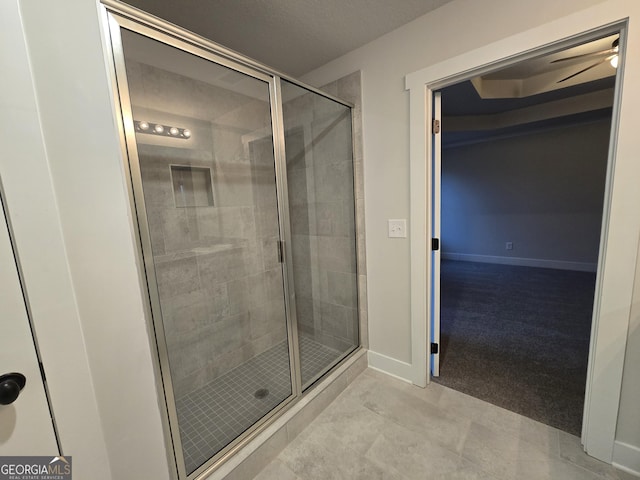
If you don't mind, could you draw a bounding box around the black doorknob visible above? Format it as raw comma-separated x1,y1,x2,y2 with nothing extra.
0,373,26,405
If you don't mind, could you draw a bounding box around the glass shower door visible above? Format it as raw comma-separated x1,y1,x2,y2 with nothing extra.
118,30,293,476
281,80,359,388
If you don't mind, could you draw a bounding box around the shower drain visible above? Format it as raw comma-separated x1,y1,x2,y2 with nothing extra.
254,388,269,399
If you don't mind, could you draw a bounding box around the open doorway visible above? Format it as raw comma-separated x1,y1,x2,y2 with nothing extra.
430,33,618,436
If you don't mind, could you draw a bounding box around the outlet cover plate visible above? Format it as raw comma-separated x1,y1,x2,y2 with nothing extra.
388,219,407,238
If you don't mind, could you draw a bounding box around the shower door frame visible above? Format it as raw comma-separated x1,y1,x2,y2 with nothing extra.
101,2,361,479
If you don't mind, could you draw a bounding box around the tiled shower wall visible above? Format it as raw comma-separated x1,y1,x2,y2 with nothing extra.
319,71,368,350
127,61,288,397
125,59,367,397
282,71,367,352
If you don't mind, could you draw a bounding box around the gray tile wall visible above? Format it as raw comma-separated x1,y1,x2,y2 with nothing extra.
125,55,367,399
127,60,289,398
282,72,365,355
322,71,368,350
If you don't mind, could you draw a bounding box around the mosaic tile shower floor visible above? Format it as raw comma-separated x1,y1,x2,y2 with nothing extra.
176,335,342,474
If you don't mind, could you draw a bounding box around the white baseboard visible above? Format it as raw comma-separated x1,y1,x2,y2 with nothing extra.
367,350,413,383
613,441,640,477
442,252,597,272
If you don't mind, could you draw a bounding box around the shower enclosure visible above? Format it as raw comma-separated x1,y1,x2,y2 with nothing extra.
105,5,360,479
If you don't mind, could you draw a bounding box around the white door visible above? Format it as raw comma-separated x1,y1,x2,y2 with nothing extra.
0,192,58,454
431,91,442,377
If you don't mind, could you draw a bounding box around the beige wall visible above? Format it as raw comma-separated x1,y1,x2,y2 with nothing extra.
301,0,640,465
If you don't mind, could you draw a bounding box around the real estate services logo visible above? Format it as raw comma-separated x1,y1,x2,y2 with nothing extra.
0,456,71,480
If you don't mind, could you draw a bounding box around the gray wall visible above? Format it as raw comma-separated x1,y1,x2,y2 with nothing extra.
441,120,610,270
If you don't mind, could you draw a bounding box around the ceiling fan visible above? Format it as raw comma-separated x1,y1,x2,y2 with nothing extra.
552,37,619,83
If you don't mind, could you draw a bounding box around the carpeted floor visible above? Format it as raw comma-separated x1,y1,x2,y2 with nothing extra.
434,260,596,436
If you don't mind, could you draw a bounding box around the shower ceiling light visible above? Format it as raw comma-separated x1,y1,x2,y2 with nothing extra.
134,120,192,140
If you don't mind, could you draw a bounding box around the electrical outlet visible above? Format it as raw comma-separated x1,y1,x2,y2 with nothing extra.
506,242,513,250
388,219,407,238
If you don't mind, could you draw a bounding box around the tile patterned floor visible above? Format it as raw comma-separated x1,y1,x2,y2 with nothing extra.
176,336,341,474
254,368,637,480
300,336,348,387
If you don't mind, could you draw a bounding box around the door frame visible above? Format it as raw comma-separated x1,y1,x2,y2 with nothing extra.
430,92,442,377
406,15,634,463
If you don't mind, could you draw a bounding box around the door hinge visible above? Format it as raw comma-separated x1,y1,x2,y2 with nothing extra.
277,240,284,264
38,362,47,382
432,118,441,134
431,238,440,251
431,343,439,354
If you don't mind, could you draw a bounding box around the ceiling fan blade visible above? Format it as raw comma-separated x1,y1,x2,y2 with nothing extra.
556,57,612,83
551,47,616,63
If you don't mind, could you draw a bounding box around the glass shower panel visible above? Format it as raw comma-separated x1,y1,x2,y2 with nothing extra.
280,80,359,388
120,30,292,475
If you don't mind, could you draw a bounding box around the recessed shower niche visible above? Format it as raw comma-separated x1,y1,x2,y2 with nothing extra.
106,9,360,480
170,166,214,208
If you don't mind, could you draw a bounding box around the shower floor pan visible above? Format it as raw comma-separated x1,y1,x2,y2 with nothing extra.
175,335,342,475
